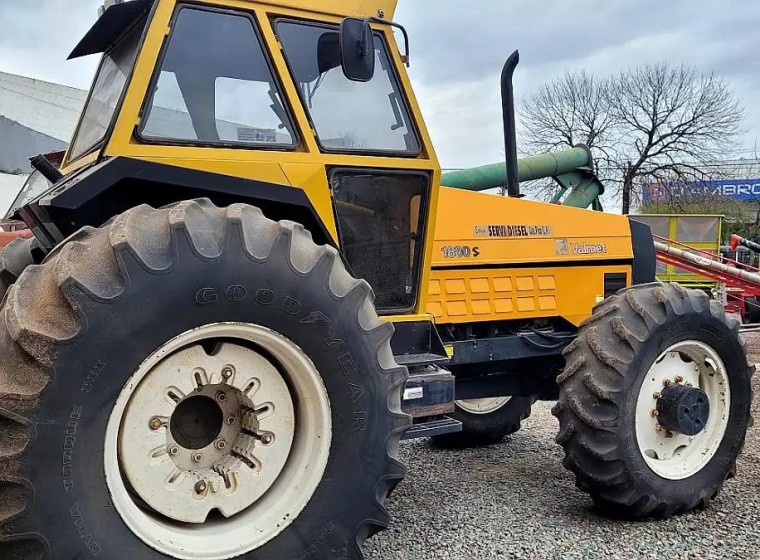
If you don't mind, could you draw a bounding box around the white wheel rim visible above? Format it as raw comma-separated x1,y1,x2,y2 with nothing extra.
105,323,332,559
456,397,511,415
634,340,730,480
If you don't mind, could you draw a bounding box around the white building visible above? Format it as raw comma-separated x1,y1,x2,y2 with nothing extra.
0,71,86,213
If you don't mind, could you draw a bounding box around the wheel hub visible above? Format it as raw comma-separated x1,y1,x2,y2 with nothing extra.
656,384,710,437
170,394,223,451
634,340,730,480
106,323,333,560
118,341,296,524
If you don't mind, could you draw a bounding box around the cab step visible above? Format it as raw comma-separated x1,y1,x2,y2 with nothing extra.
402,417,462,440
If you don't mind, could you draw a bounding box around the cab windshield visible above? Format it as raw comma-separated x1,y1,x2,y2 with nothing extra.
5,171,52,218
68,22,143,162
277,20,420,155
139,6,296,148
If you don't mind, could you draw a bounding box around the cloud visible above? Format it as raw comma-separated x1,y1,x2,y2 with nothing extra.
0,0,102,88
396,0,760,166
0,0,756,170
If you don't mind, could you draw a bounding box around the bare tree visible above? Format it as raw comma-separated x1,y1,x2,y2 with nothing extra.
520,63,746,213
519,70,618,200
612,64,745,213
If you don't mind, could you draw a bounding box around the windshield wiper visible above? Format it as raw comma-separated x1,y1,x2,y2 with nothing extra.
307,71,329,108
388,92,404,131
268,88,289,131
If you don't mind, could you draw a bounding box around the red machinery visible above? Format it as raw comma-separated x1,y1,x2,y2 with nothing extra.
654,235,760,323
0,229,33,248
730,234,760,255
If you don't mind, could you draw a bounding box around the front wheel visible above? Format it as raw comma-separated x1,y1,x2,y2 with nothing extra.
0,200,409,560
553,283,754,519
431,396,535,448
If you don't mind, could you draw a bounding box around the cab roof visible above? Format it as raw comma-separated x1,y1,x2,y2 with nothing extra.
69,0,398,59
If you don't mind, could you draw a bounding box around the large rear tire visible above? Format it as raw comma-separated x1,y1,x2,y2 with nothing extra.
553,283,754,519
431,396,535,448
0,200,409,559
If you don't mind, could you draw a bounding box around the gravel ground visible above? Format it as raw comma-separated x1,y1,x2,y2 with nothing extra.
365,331,760,560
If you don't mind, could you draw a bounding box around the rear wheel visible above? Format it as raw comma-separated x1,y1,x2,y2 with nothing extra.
432,396,535,448
553,283,754,519
0,200,409,559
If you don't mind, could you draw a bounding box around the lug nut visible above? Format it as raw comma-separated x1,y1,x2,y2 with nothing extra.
168,444,179,456
226,415,236,425
653,392,661,399
216,391,227,403
261,434,273,445
655,424,663,432
195,481,207,494
675,375,684,383
192,452,203,463
222,366,234,379
651,409,659,417
214,439,227,451
149,417,163,431
663,379,672,387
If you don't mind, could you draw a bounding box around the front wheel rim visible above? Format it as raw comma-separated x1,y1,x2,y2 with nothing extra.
634,340,730,481
456,397,512,415
105,323,332,559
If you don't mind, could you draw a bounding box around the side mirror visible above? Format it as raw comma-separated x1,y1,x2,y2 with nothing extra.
340,18,375,82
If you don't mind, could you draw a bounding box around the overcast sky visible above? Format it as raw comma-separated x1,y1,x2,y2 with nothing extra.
1,0,758,170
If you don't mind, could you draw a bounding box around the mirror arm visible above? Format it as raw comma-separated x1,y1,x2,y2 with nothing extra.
369,17,410,66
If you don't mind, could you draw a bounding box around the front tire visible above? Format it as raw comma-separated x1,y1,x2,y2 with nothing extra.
432,396,535,448
553,283,754,519
0,200,409,559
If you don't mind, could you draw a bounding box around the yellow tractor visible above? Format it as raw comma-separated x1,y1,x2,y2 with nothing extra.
0,1,753,559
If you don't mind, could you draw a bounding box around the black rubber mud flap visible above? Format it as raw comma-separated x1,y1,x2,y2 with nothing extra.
0,199,410,559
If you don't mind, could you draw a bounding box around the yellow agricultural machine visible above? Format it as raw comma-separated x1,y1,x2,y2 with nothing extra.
0,1,753,559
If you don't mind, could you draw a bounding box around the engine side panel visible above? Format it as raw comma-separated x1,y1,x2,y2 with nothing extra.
431,187,636,326
428,264,631,327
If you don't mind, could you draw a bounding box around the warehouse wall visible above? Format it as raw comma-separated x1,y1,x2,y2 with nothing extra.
0,71,85,141
0,173,27,215
0,71,86,214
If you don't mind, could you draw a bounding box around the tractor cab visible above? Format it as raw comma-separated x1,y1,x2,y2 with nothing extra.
19,0,440,320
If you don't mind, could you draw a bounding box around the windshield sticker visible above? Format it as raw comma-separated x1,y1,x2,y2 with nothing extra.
237,127,277,143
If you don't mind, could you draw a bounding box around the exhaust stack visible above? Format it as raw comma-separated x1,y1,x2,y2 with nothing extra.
501,50,521,198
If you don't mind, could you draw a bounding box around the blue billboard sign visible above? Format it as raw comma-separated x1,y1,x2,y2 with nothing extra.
644,179,760,203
